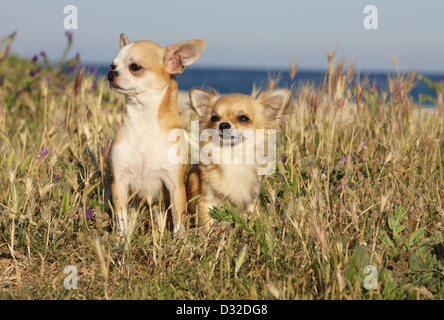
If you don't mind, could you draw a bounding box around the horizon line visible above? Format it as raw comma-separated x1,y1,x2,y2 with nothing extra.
81,63,444,76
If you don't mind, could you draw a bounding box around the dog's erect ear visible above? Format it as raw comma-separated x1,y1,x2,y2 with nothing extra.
164,39,205,74
120,33,130,49
258,89,292,120
189,88,218,118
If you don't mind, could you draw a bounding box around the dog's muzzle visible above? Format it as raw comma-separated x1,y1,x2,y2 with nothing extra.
108,70,118,82
219,122,231,131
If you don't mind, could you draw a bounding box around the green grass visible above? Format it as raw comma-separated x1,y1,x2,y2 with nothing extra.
0,34,444,300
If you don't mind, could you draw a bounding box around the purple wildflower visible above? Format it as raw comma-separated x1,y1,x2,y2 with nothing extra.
91,80,97,91
340,155,346,166
36,146,49,159
65,31,73,42
32,54,38,62
89,66,97,74
441,75,444,82
15,88,27,99
86,209,94,219
53,175,60,182
9,31,17,40
29,66,42,78
67,65,75,74
274,201,279,206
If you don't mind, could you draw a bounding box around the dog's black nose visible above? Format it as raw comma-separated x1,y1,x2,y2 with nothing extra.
108,71,118,81
219,122,231,131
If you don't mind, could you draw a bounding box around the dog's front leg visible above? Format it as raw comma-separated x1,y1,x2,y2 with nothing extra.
172,183,187,237
111,179,129,237
162,175,187,237
198,201,215,235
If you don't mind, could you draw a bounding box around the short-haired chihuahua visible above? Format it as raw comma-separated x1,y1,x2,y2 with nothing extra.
108,33,205,238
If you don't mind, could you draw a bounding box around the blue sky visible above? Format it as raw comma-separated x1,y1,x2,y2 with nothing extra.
1,0,444,72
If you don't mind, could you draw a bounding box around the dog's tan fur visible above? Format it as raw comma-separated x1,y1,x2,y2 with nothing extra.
108,34,205,237
186,89,292,234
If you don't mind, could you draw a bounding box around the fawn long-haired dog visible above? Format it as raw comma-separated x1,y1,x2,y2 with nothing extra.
186,88,292,234
108,33,205,238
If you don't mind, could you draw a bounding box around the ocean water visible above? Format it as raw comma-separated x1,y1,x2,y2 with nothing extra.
94,65,442,106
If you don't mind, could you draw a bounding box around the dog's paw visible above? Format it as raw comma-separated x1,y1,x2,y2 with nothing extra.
173,223,186,238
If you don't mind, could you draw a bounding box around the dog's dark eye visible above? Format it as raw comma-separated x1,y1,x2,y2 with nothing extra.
238,115,250,122
210,115,220,122
129,64,142,72
110,64,116,70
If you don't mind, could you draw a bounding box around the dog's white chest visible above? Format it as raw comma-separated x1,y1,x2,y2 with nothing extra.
208,164,260,209
111,104,181,200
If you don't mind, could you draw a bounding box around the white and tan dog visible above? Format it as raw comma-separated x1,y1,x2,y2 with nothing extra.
186,89,292,234
108,33,205,238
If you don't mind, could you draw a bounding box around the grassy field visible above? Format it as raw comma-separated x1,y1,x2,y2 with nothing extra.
1,34,444,300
